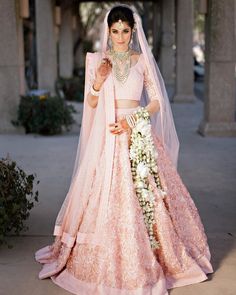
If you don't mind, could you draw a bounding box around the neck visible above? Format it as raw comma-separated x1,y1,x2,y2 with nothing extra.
111,46,129,53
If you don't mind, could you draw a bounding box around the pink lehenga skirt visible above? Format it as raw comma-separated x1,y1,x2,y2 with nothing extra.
35,107,213,295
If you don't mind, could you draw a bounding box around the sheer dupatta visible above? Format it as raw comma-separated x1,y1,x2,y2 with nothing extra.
53,50,116,247
52,6,179,249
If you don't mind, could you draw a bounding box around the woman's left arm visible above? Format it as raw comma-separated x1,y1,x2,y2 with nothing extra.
145,100,160,116
143,64,161,115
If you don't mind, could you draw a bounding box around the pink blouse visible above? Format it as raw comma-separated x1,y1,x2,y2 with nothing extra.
113,54,159,102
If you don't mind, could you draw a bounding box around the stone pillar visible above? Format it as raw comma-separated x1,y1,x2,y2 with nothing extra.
159,0,175,89
198,0,236,136
152,1,161,61
59,7,73,78
0,0,25,133
35,0,57,93
174,0,196,102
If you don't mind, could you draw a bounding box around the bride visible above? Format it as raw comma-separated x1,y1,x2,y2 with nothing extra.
35,5,213,294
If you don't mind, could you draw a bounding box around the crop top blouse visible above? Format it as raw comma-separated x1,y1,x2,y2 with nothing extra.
112,53,159,102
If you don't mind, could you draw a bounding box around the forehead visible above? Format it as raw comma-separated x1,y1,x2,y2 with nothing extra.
110,21,131,30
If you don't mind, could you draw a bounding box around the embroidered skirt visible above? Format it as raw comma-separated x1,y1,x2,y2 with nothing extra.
35,107,213,295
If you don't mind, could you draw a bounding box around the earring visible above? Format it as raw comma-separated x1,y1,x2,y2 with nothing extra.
108,36,113,49
129,34,133,48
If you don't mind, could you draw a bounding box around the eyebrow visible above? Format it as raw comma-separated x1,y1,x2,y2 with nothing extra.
111,28,130,32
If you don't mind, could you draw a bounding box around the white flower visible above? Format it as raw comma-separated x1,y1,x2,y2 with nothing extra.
136,139,145,150
129,147,136,160
151,165,158,173
135,120,146,131
135,120,151,137
148,191,155,202
141,188,150,199
135,180,145,189
137,162,149,179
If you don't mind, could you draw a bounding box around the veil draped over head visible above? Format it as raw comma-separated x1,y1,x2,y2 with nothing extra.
53,4,179,248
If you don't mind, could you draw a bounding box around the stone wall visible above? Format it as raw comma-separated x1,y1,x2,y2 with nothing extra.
0,0,24,133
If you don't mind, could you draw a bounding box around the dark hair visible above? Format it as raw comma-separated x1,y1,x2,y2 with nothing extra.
107,6,135,29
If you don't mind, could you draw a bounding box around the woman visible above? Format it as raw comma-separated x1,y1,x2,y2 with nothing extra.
35,5,213,295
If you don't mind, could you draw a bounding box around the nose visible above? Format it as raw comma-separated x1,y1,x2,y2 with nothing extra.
118,33,124,41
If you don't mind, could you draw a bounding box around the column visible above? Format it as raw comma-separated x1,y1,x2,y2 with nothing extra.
35,0,57,93
198,0,236,136
59,6,73,78
0,0,25,133
152,1,161,61
174,0,196,102
159,0,175,89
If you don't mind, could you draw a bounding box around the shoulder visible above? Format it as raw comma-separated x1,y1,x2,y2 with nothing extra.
85,52,103,69
130,50,141,62
86,51,102,62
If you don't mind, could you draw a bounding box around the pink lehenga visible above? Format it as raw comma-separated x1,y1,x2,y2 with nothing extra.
35,7,213,295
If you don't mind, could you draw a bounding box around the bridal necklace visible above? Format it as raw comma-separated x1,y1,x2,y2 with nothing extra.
110,47,131,84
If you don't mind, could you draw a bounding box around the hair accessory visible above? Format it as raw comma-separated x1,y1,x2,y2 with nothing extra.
118,19,124,30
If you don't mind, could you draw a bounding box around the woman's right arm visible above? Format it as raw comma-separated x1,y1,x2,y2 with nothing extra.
87,58,112,108
87,80,103,108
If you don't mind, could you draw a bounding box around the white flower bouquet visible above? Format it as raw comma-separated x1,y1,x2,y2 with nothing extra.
129,107,167,250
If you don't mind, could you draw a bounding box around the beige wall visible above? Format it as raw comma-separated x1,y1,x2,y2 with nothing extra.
0,0,25,133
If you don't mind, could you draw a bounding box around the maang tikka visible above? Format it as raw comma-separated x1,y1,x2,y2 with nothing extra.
118,19,124,30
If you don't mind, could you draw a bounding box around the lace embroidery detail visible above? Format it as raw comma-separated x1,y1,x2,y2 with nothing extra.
64,130,210,286
66,132,162,290
85,54,96,98
36,118,212,288
143,66,160,101
56,243,71,268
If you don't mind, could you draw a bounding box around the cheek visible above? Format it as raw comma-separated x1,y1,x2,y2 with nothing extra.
110,34,116,42
125,33,132,41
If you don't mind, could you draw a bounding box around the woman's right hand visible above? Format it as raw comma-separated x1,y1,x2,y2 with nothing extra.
94,58,112,88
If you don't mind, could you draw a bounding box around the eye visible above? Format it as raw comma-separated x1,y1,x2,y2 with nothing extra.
123,30,130,33
111,30,118,34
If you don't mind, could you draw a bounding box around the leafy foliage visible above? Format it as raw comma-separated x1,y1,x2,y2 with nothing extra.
12,95,77,135
56,76,85,102
0,156,39,246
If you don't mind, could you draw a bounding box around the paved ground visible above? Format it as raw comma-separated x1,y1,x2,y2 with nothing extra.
0,87,236,295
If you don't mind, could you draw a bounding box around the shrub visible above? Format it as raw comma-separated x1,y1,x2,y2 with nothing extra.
0,156,39,246
55,76,85,102
13,95,77,135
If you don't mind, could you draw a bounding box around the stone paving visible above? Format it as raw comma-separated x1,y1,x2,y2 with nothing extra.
0,92,236,295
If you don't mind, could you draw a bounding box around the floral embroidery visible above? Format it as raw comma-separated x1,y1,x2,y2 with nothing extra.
143,66,160,101
36,110,212,290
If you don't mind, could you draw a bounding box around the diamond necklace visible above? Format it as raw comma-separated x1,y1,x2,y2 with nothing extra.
110,48,131,84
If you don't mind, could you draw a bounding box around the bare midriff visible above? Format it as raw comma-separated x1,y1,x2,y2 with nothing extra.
115,99,140,109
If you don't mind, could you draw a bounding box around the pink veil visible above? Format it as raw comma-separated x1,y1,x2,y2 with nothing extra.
53,5,179,248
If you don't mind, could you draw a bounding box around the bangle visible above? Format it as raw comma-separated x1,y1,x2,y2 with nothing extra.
125,114,136,129
90,85,100,96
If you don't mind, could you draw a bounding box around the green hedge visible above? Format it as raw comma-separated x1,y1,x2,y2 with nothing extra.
55,76,85,102
13,95,77,135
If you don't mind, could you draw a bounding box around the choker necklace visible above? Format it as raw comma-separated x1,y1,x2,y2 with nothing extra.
110,48,131,84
